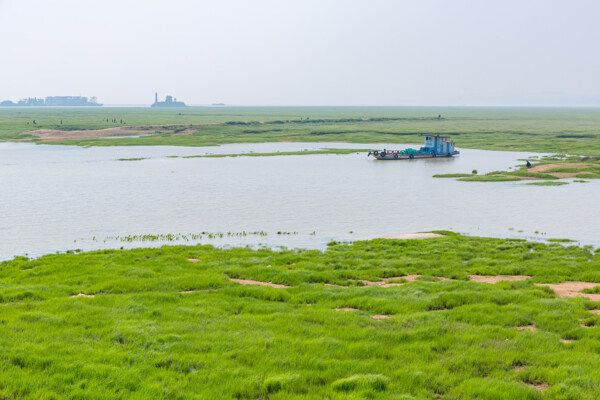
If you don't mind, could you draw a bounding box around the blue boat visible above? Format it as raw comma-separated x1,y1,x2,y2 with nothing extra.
369,134,459,160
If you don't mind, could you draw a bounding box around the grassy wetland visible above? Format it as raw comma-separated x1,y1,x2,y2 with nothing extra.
2,233,600,399
435,155,600,183
2,107,600,157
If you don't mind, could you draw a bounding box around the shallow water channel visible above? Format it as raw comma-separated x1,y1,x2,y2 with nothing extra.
1,142,598,259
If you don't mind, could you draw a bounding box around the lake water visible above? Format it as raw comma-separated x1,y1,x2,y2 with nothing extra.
1,142,598,260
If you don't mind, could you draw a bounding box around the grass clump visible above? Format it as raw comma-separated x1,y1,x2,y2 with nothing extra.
525,181,569,186
458,175,522,182
263,374,302,394
185,148,373,158
117,157,147,161
433,173,473,178
331,374,389,392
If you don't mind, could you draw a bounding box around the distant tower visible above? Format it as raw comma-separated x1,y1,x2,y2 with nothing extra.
155,92,158,104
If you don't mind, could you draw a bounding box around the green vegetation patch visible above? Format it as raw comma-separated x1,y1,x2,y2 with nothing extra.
433,173,473,178
525,181,569,186
185,148,373,158
458,175,523,182
117,157,148,161
1,234,600,398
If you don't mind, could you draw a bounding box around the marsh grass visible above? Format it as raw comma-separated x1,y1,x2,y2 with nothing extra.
184,148,373,158
3,107,600,157
458,175,522,182
1,233,600,398
525,181,569,186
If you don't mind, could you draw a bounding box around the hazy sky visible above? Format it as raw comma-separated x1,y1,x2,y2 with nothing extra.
1,0,599,106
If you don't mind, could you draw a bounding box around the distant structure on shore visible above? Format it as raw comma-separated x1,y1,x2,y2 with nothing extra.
151,92,186,108
0,96,102,107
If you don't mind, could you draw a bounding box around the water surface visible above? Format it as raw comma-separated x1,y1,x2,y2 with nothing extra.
1,142,598,259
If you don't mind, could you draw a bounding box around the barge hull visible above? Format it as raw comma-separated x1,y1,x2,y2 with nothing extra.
374,151,459,160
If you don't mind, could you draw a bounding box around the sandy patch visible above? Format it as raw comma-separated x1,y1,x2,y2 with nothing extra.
550,172,590,178
535,282,600,301
514,366,525,372
529,163,592,173
229,278,289,289
20,123,222,142
336,307,359,312
372,315,390,320
470,275,531,283
516,325,538,332
525,382,549,392
187,258,201,263
590,309,600,315
180,290,196,294
560,339,574,344
380,233,445,240
70,293,95,298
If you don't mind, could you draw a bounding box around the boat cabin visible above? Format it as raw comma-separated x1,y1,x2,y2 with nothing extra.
422,135,455,155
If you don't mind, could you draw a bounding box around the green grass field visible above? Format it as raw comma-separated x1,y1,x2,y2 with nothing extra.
2,107,600,156
2,233,600,399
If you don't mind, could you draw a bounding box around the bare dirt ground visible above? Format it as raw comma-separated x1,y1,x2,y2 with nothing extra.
229,278,289,289
20,123,221,142
528,163,594,178
516,325,538,332
535,282,600,301
335,307,359,312
529,163,592,173
469,275,531,283
187,258,201,263
525,382,549,392
380,233,445,240
372,315,390,320
70,293,95,298
359,274,422,287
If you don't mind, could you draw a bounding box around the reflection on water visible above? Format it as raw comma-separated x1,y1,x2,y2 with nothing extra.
0,142,598,259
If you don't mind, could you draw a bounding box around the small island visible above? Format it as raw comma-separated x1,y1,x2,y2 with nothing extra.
151,92,186,108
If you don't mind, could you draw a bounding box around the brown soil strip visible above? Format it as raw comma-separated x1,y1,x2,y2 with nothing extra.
70,293,95,298
20,123,223,142
358,275,425,287
229,278,289,289
516,325,538,332
560,339,574,344
380,233,445,240
550,171,590,178
187,258,201,263
470,275,531,283
335,307,359,312
590,310,600,315
372,315,390,320
324,283,347,288
180,290,196,294
529,163,592,173
525,382,549,392
535,282,600,301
